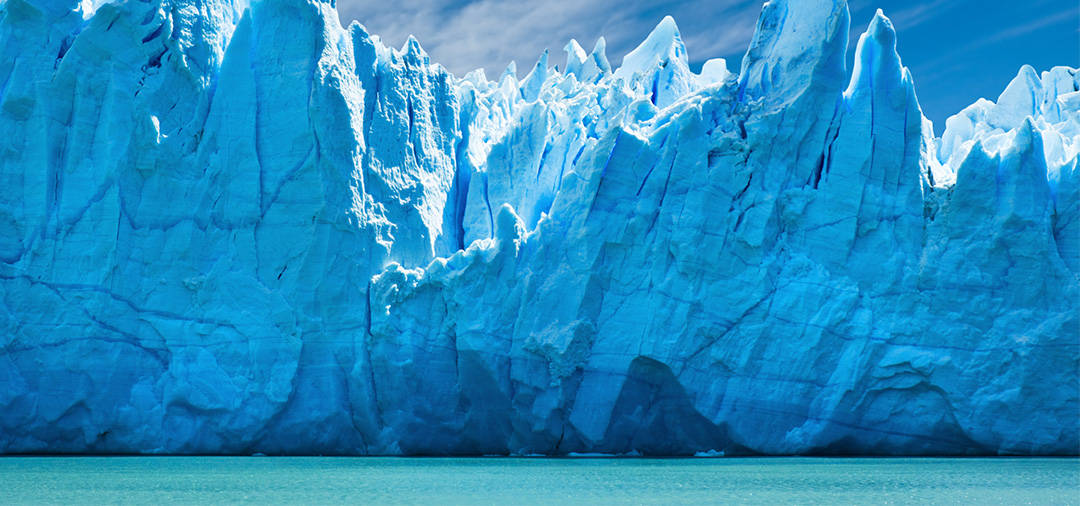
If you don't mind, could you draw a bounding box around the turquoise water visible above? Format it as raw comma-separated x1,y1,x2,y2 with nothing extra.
0,457,1076,504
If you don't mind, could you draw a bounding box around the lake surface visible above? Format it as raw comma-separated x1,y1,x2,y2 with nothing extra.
0,456,1076,504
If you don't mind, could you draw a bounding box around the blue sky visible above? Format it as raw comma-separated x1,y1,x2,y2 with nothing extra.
336,0,1078,128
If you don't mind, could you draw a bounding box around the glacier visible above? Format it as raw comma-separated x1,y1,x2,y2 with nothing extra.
0,0,1076,456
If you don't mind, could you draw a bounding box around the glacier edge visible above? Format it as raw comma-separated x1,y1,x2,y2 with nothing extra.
0,0,1076,456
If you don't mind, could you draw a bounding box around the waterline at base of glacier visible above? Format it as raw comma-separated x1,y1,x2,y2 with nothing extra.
1,457,1077,504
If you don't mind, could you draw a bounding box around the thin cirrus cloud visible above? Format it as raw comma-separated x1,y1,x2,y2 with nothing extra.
336,0,1077,125
337,0,761,76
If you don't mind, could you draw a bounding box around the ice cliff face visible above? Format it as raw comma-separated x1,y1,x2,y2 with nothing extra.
0,0,1076,455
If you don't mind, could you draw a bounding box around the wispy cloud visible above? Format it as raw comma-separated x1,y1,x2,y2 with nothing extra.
876,0,955,30
967,8,1079,51
913,6,1079,85
336,0,762,77
336,0,1075,125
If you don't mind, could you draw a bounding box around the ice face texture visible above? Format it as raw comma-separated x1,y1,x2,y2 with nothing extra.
0,0,1076,455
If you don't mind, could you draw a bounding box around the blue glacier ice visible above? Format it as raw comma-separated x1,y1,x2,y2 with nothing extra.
0,0,1076,455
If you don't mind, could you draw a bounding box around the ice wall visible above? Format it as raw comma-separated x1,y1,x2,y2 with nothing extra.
0,0,1076,455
